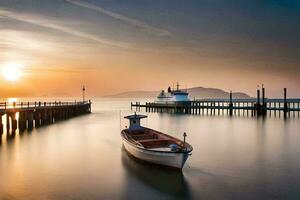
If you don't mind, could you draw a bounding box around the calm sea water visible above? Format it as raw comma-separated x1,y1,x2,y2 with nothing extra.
0,98,300,200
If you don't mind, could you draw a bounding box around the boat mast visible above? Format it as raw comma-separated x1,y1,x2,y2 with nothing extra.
176,82,180,91
183,132,187,149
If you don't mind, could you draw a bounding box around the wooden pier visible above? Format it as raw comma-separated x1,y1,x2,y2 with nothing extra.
131,88,300,118
0,100,92,134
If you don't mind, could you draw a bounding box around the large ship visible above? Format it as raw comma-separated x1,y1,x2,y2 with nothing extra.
155,83,190,103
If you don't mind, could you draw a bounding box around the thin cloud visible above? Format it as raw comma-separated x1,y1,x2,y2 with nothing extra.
65,0,170,36
0,30,56,52
0,9,133,49
24,66,98,74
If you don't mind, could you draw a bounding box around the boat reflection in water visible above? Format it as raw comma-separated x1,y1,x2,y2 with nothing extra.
121,147,191,199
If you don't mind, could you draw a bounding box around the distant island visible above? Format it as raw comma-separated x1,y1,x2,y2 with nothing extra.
104,87,251,99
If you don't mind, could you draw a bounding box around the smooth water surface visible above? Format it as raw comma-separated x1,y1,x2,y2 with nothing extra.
0,98,300,200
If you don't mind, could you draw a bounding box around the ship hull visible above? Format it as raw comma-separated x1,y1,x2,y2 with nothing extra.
122,135,191,169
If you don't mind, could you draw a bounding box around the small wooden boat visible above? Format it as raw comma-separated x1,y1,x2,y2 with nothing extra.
121,113,193,169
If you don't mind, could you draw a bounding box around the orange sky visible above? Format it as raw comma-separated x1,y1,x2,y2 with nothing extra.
0,52,297,98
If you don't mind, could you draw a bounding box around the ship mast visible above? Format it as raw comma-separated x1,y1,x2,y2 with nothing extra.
82,85,86,102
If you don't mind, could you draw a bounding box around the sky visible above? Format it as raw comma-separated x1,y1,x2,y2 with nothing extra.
0,0,299,97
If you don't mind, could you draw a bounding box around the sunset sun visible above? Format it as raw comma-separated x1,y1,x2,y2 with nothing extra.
2,63,23,82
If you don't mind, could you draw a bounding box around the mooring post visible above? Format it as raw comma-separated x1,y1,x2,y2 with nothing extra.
11,112,17,132
229,91,233,116
262,86,267,116
0,115,3,134
18,112,26,132
257,89,260,105
298,102,300,118
28,112,34,130
284,88,288,118
49,110,53,124
6,113,10,131
262,87,265,105
256,88,261,116
54,107,58,122
41,109,46,125
34,111,41,127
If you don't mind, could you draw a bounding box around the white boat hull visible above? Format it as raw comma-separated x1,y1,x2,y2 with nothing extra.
122,138,190,169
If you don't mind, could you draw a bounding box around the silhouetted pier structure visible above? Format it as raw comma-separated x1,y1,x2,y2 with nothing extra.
131,88,300,118
0,100,92,134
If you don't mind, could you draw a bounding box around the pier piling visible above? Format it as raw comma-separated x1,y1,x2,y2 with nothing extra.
0,101,91,133
229,91,233,116
0,116,3,134
284,88,288,118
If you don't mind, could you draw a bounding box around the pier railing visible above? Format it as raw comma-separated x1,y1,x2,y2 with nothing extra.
132,99,300,118
132,98,300,118
131,88,300,118
195,98,300,103
0,100,91,111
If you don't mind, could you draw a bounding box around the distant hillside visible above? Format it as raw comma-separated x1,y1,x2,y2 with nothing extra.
105,87,250,99
188,87,250,99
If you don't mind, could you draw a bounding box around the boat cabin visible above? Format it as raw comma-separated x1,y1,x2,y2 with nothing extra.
124,113,147,130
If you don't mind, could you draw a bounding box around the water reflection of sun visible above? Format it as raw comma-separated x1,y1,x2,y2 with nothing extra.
8,98,18,103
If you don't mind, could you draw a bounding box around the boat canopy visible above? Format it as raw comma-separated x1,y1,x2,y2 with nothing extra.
124,113,147,130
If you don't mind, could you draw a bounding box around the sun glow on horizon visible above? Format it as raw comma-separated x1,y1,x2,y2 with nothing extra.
8,98,18,103
2,63,23,82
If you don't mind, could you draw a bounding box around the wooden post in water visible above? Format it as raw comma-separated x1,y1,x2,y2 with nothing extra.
49,110,53,124
298,102,300,118
0,115,3,134
262,86,267,116
6,113,10,132
256,88,261,116
34,111,41,127
18,112,27,132
284,88,288,118
11,112,17,133
293,103,295,118
262,86,265,105
229,91,233,116
257,89,260,105
28,112,34,130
